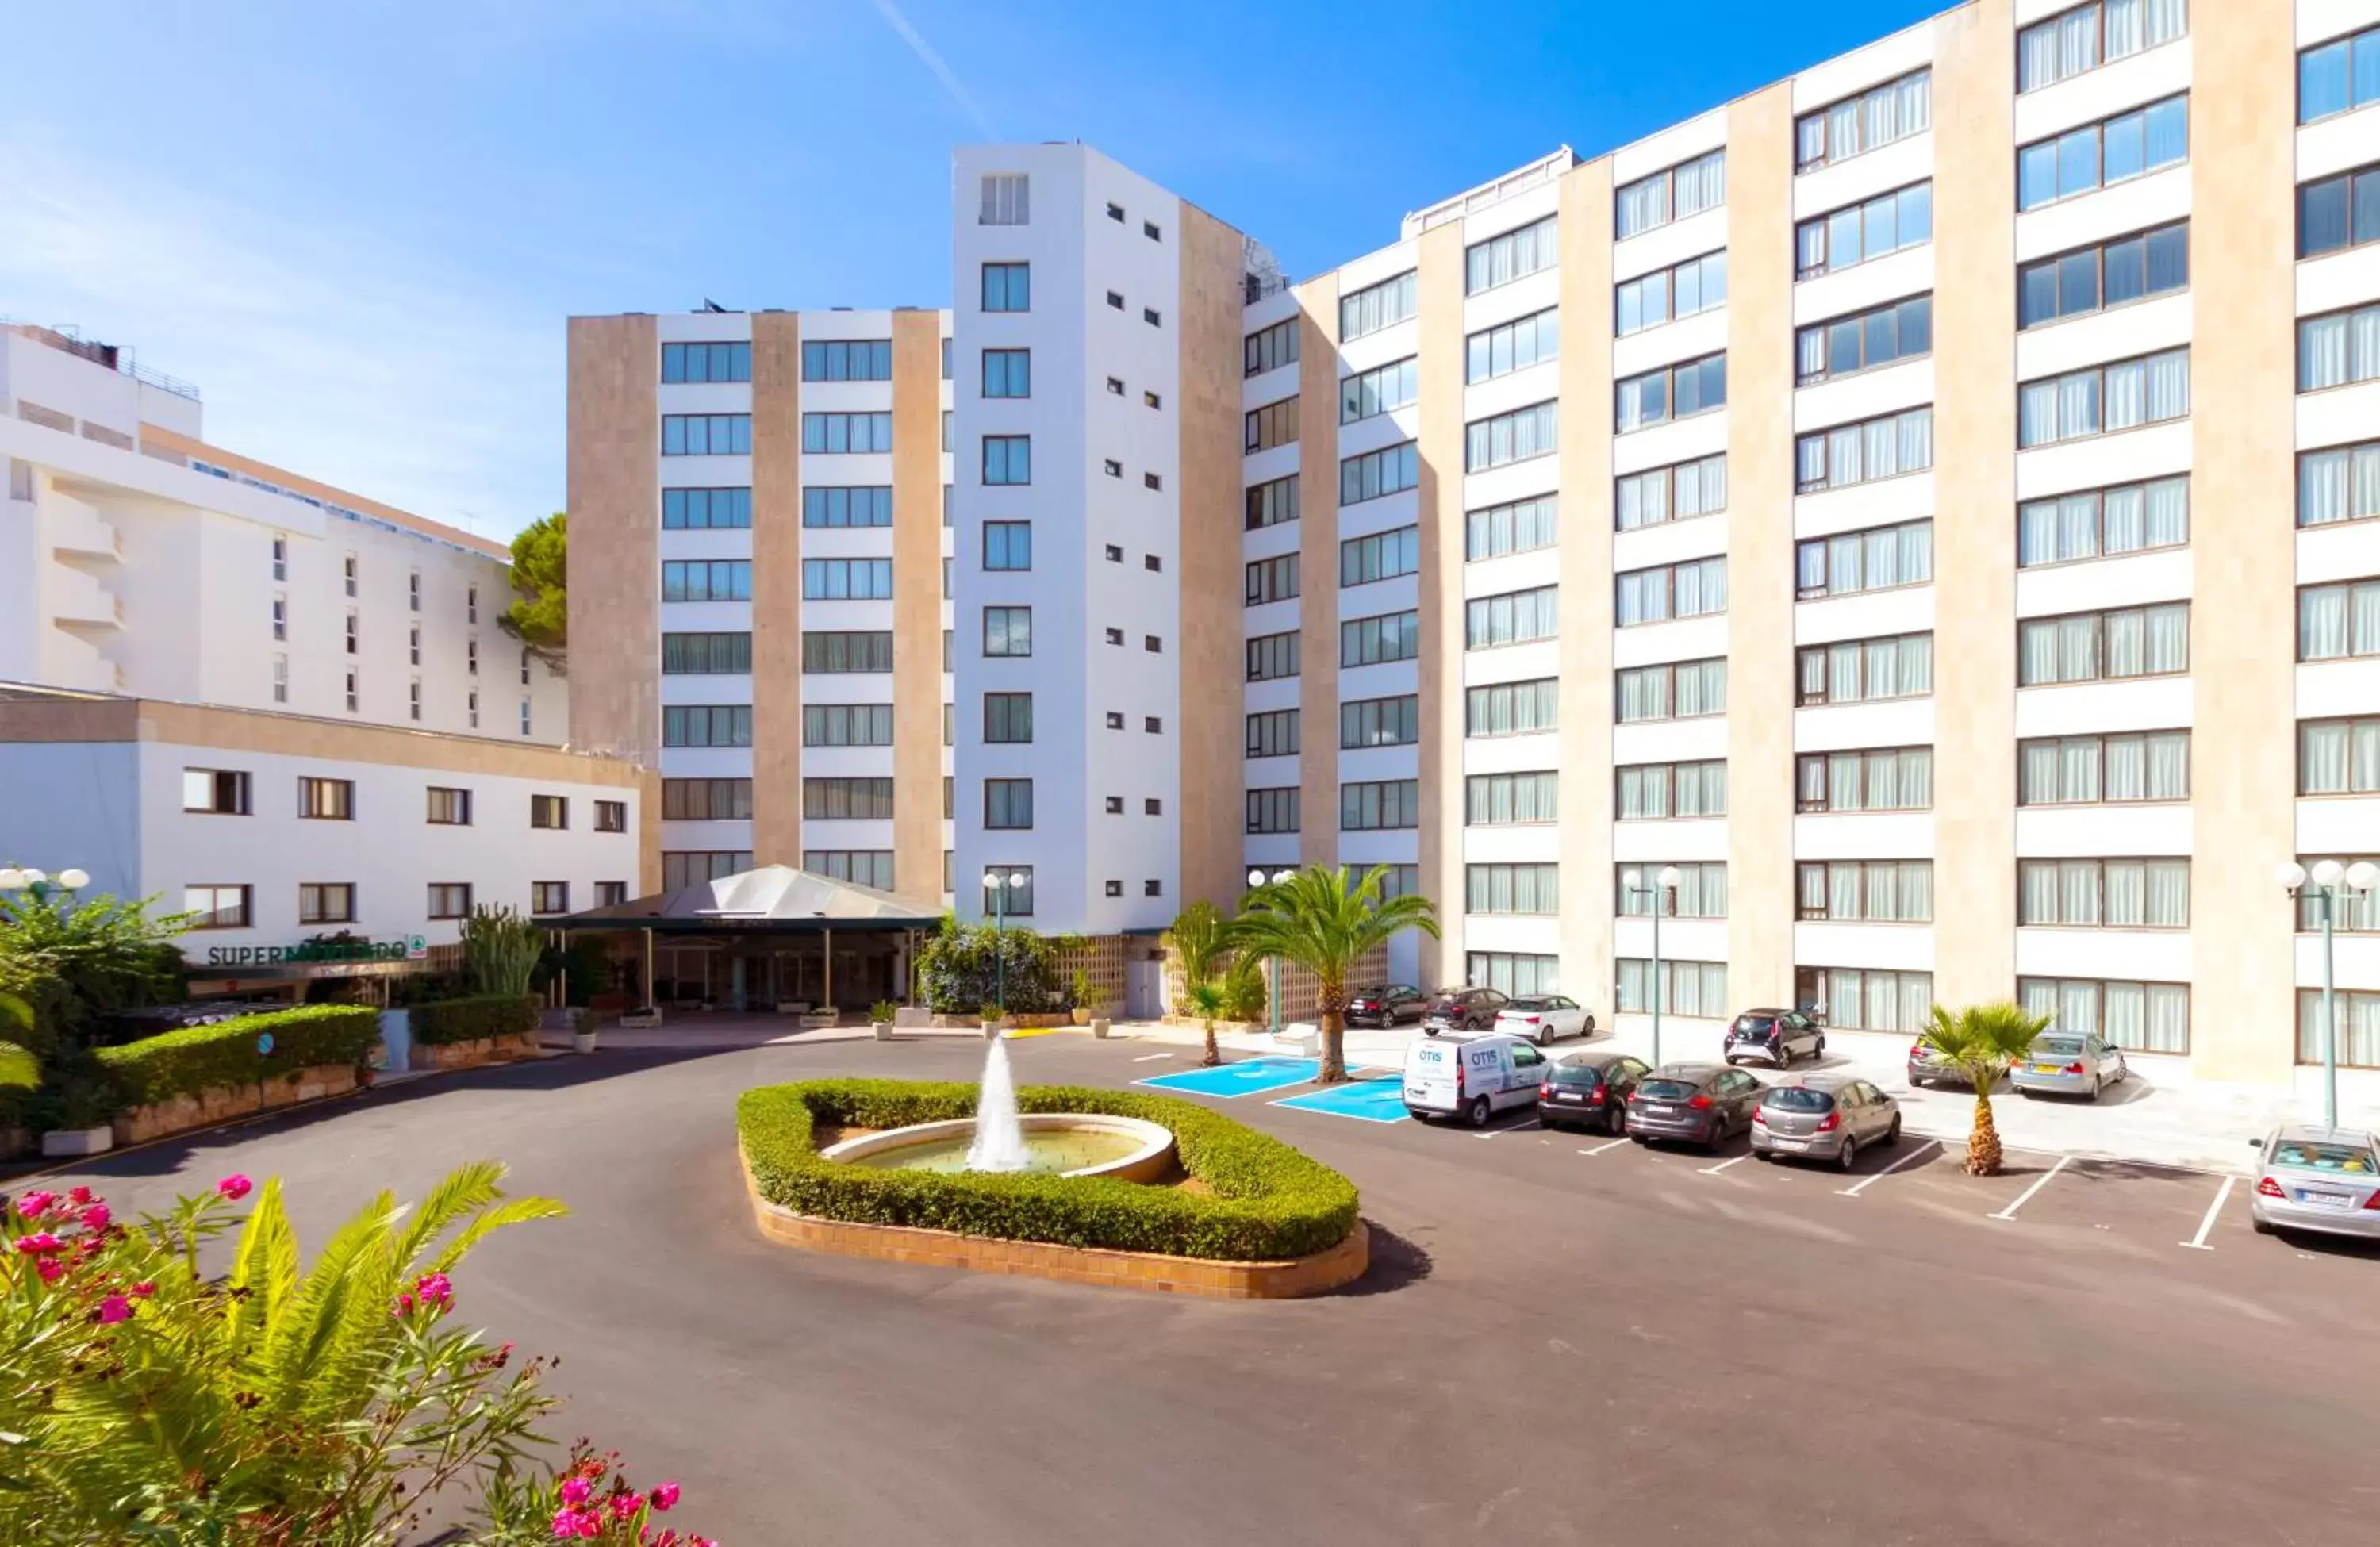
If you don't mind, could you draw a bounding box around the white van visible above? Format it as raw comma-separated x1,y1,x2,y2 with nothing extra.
1403,1032,1547,1127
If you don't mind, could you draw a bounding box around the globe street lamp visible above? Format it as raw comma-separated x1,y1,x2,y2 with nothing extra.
1625,866,1684,1068
2278,858,2380,1130
983,869,1029,1012
0,866,90,902
1247,868,1296,1034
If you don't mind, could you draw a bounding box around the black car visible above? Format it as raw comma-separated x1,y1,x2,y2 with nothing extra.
1422,988,1509,1034
1724,1008,1825,1067
1626,1062,1766,1151
1537,1050,1653,1135
1347,984,1427,1027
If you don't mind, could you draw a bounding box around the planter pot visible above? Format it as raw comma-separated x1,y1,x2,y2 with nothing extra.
1090,1017,1111,1040
980,1022,1003,1040
573,1031,599,1055
42,1124,114,1158
1071,1008,1092,1026
871,1021,895,1042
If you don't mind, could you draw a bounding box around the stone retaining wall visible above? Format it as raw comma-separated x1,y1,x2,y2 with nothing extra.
408,1031,542,1072
113,1064,360,1146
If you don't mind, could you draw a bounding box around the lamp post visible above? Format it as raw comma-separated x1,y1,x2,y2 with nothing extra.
2277,858,2380,1130
0,866,90,904
982,869,1028,1012
1625,866,1683,1069
1247,868,1295,1034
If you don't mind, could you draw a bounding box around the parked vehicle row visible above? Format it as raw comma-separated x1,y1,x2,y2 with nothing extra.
1908,1031,2131,1103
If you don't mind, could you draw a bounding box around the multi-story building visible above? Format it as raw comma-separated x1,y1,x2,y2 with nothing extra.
566,307,954,904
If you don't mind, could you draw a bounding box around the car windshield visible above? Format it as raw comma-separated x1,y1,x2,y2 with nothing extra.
1764,1088,1833,1112
1637,1078,1700,1100
1549,1065,1603,1088
1507,999,1549,1012
2274,1140,2380,1173
1733,1015,1778,1035
2035,1036,2085,1058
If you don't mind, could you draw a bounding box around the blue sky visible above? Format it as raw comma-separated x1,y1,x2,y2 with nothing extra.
1,0,1940,542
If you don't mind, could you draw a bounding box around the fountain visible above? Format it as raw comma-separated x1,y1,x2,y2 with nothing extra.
816,1035,1176,1181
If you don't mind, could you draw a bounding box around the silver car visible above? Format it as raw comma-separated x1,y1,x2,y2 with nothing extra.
1751,1073,1902,1170
2008,1031,2128,1100
2251,1125,2380,1241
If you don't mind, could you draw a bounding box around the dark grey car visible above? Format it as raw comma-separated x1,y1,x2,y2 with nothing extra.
1752,1073,1902,1170
1626,1063,1764,1151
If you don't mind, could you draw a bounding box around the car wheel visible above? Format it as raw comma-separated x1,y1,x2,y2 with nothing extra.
1815,1036,1827,1058
1465,1096,1492,1129
1835,1136,1858,1173
2252,1215,2277,1237
1424,1027,1439,1038
1608,1104,1628,1136
1583,1014,1596,1035
2090,1077,2104,1102
1630,1133,1648,1146
1753,1149,1774,1163
1884,1114,1902,1147
1703,1120,1726,1154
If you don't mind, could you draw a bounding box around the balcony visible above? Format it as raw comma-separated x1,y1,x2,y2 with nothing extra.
48,501,122,562
50,564,124,630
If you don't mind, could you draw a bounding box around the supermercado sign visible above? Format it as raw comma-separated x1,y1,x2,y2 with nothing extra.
202,936,428,969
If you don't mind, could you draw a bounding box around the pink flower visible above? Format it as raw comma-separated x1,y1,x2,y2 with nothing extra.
648,1483,680,1513
79,1203,110,1234
17,1191,56,1218
413,1272,454,1314
13,1233,62,1256
611,1492,643,1522
35,1258,63,1284
216,1174,253,1201
95,1294,132,1325
559,1476,592,1507
67,1186,91,1206
550,1506,601,1540
130,1280,155,1298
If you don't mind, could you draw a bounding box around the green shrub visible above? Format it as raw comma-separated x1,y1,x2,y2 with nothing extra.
96,1007,381,1107
0,1041,34,1092
916,916,1058,1012
736,1078,1360,1261
410,994,539,1046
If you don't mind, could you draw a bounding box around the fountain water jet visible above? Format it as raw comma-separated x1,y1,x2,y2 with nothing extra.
965,1035,1030,1172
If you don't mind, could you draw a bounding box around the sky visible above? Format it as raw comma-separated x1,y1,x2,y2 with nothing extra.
1,0,1942,544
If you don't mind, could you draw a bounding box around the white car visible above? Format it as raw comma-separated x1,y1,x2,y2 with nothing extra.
1492,995,1595,1046
1403,1032,1546,1127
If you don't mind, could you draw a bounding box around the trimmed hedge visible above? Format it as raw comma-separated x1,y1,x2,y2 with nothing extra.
96,1007,381,1107
410,994,539,1046
736,1078,1359,1262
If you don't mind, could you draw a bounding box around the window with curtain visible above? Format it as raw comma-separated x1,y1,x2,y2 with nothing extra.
1342,356,1420,422
1244,317,1299,378
1466,401,1559,471
1616,151,1726,239
1795,408,1933,493
2018,477,2189,566
1341,525,1419,586
1615,862,1727,919
2017,94,2188,209
670,487,757,529
2293,858,2380,932
1342,610,1420,666
2299,989,2380,1068
1795,294,1933,385
1246,396,1300,452
2019,350,2190,447
1616,557,1729,625
801,559,892,601
1340,271,1418,340
660,631,753,674
2300,25,2380,125
2300,716,2380,794
2298,579,2380,661
663,340,752,383
1467,771,1560,826
661,560,752,602
662,705,751,748
2022,977,2189,1052
2017,604,2188,685
1465,214,1560,294
1466,678,1559,737
2300,301,2380,393
1795,182,1933,280
1795,747,1933,812
1245,708,1299,759
803,413,892,455
1467,585,1559,648
800,631,893,673
1468,494,1560,560
2298,441,2380,528
661,414,752,456
1616,251,1728,336
2020,0,2189,93
1795,520,1933,599
2019,222,2190,328
1798,968,1932,1032
661,779,752,821
2018,858,2190,927
1795,70,1931,171
804,777,896,821
1247,474,1301,531
1616,958,1729,1016
1795,633,1933,706
801,703,893,747
1466,309,1561,383
1617,659,1726,724
2018,731,2190,804
1617,355,1726,432
1618,455,1728,530
802,339,892,382
1617,760,1727,820
1468,863,1561,916
1245,553,1300,606
799,486,889,528
1471,953,1561,996
1795,861,1933,923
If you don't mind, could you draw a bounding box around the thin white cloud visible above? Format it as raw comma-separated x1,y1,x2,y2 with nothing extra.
867,0,998,140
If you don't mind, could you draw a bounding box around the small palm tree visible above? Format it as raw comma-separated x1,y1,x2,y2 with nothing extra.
1231,865,1440,1084
1165,901,1231,992
1184,979,1228,1067
1921,1000,2052,1176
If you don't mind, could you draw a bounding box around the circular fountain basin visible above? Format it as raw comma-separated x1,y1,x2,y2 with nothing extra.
820,1114,1175,1182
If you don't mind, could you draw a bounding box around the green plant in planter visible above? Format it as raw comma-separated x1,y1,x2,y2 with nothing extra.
1069,967,1093,1009
978,1001,1005,1026
459,904,543,997
869,1000,899,1026
1221,952,1269,1023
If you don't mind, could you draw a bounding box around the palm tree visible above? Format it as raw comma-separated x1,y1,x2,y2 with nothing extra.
1231,865,1440,1084
1921,1000,2052,1176
1164,901,1231,1012
1184,979,1227,1067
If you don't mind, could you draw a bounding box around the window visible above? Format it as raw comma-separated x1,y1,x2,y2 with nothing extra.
1617,759,1727,820
1466,401,1557,471
1469,863,1560,915
1616,150,1725,239
1103,459,1122,478
662,340,751,382
2301,579,2380,662
182,769,250,815
271,654,287,704
298,777,353,820
426,883,473,921
979,172,1028,224
466,586,478,624
1145,391,1161,409
2300,23,2380,124
804,850,896,892
1342,356,1418,423
1797,520,1933,599
1468,678,1559,737
1105,712,1125,730
345,671,360,714
427,786,472,825
981,347,1031,398
1616,557,1728,625
1342,610,1418,667
981,261,1030,311
1465,308,1561,383
1340,271,1418,340
299,882,355,926
802,413,892,455
528,794,569,830
1468,770,1559,825
1339,442,1418,505
662,705,753,747
1246,786,1301,834
1107,201,1125,222
804,777,895,820
660,561,752,603
661,414,752,455
1797,861,1933,923
271,536,286,582
660,778,752,820
981,607,1032,658
1107,291,1124,310
1796,294,1932,384
1616,354,1725,432
2017,605,2189,685
1799,968,1933,1034
1144,716,1163,734
1246,317,1299,376
1145,220,1161,242
1467,494,1557,560
2308,163,2380,267
800,340,892,382
1797,747,1933,813
1341,694,1419,748
1616,958,1729,1017
802,703,894,746
2021,0,2188,92
984,778,1034,830
662,851,753,891
982,520,1031,572
1246,708,1299,758
1340,778,1420,831
981,435,1031,485
2301,440,2380,528
798,486,886,528
1617,455,1727,530
1341,526,1418,587
801,631,893,673
1796,406,1934,492
2301,300,2380,393
1465,213,1559,294
1797,632,1933,705
662,632,753,674
2299,863,2380,932
184,885,251,930
530,881,570,916
1143,634,1162,654
408,571,421,612
2021,223,2190,329
594,800,627,832
1615,251,1726,336
1472,952,1560,996
1618,862,1727,919
345,612,359,654
343,555,358,597
1466,585,1558,648
1796,68,1931,171
801,559,893,601
1246,397,1299,452
519,701,533,738
2018,94,2189,210
2019,477,2189,566
1617,658,1728,723
2019,858,2190,928
2299,989,2380,1068
1246,553,1300,605
2021,977,2189,1052
593,881,627,908
272,596,286,642
984,692,1033,743
1246,629,1300,681
1143,554,1161,572
1795,182,1933,279
2021,731,2190,805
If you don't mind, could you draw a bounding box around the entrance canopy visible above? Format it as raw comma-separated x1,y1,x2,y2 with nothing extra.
556,864,946,935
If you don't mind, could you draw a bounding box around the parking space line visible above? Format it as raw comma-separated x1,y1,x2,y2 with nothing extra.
1699,1154,1754,1176
1988,1154,2070,1221
1580,1137,1632,1157
1476,1117,1541,1139
1836,1139,1942,1197
1130,1053,1175,1063
2180,1174,2238,1251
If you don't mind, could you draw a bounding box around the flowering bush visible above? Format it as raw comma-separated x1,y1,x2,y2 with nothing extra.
475,1441,714,1546
0,1164,717,1546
